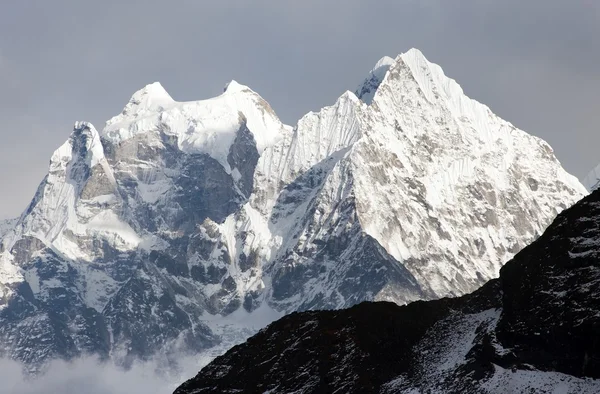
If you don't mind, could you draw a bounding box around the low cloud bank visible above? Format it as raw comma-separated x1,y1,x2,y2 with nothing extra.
0,356,204,394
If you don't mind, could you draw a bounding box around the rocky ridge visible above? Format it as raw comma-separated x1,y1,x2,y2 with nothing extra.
175,187,600,393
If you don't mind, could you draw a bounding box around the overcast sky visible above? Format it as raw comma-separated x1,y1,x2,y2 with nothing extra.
0,1,598,219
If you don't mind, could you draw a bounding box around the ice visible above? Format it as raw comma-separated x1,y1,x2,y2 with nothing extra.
102,80,286,173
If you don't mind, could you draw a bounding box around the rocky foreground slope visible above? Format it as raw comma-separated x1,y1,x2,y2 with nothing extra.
0,49,586,370
175,185,600,394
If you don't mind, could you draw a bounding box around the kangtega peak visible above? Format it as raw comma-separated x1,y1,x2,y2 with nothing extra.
0,48,586,371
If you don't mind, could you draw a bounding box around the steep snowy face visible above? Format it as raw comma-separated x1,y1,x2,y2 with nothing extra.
7,121,123,256
355,55,395,104
252,90,363,215
0,49,587,371
347,48,587,297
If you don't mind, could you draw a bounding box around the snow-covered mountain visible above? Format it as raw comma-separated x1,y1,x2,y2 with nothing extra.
175,187,600,393
0,49,586,371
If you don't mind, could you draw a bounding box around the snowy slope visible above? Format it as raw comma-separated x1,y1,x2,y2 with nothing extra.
103,81,284,170
0,49,586,372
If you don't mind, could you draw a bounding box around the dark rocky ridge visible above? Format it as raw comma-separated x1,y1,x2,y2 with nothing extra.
175,189,600,393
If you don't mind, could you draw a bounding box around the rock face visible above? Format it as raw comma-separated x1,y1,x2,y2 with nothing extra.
0,49,586,371
175,188,600,394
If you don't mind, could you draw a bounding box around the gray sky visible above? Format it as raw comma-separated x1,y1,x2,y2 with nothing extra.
1,1,599,219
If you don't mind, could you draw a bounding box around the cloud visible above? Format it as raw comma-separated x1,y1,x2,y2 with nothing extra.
0,356,203,394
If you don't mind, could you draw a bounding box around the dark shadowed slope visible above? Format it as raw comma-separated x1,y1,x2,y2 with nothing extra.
175,189,600,393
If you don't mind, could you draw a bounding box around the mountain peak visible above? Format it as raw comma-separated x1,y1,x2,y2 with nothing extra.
400,47,426,60
73,120,96,133
355,48,435,105
100,77,285,171
123,81,174,115
355,55,394,104
356,48,448,106
101,82,175,130
223,80,250,94
50,121,105,168
372,55,395,72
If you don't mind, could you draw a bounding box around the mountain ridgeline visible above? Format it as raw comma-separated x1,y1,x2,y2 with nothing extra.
175,187,600,393
0,49,586,372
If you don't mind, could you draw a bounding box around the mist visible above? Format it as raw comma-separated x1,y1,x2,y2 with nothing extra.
0,356,204,394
